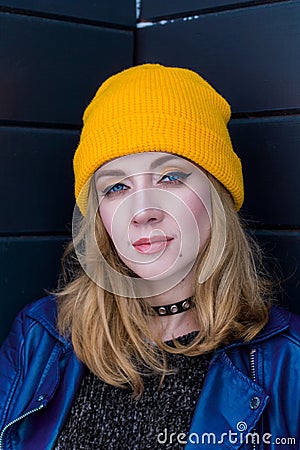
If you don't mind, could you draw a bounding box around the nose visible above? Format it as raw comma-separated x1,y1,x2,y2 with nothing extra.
132,208,164,226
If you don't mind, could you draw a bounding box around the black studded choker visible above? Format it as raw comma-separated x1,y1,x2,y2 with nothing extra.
151,297,194,316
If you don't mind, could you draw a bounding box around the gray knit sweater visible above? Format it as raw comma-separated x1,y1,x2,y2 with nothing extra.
55,332,211,450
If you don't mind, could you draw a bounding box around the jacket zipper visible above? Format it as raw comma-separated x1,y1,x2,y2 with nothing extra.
0,404,45,450
249,348,257,383
249,348,258,450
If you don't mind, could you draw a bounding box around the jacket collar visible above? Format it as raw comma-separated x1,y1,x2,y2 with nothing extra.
219,304,290,353
27,295,72,348
250,305,290,341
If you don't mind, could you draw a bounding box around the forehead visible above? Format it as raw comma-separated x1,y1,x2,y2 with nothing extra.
95,152,194,176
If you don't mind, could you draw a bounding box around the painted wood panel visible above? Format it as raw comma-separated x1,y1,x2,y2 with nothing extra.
1,0,136,27
140,0,259,20
0,0,136,344
0,236,68,343
229,116,300,226
136,2,300,113
0,127,79,233
0,12,133,124
254,231,300,314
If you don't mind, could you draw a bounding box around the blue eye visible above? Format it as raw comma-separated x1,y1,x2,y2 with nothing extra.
164,174,180,181
111,183,125,192
104,183,128,196
159,171,191,184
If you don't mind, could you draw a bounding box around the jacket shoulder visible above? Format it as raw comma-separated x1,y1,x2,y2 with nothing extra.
25,294,59,333
0,295,65,351
274,305,300,347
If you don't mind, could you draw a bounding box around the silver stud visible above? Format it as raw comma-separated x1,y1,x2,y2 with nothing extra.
170,304,178,314
158,307,167,315
250,396,261,410
182,300,190,310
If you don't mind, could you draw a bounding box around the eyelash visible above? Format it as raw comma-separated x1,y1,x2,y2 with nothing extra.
159,171,190,185
103,183,129,197
103,171,191,197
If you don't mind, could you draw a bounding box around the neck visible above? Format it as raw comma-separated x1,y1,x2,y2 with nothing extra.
144,270,200,341
148,308,199,341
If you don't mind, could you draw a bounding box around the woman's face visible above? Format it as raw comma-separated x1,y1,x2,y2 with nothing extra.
95,152,211,282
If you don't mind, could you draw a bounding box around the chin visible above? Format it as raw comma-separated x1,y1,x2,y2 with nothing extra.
130,266,169,281
129,262,193,283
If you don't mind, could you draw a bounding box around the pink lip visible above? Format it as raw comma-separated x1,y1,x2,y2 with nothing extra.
132,236,174,254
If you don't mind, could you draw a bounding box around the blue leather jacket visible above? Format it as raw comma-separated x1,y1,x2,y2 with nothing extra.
0,295,299,449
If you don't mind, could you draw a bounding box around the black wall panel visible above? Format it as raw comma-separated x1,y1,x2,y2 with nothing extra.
229,117,300,226
140,0,260,20
0,127,79,233
255,231,300,314
0,12,133,124
1,1,135,27
0,237,68,343
0,1,135,344
136,2,300,113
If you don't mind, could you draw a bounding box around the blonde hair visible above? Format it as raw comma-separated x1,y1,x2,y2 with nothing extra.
56,174,271,397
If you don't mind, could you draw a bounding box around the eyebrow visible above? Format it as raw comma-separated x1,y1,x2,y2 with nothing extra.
149,154,180,169
96,169,126,178
96,154,181,179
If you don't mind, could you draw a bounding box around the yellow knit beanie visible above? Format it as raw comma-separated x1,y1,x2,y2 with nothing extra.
74,63,243,214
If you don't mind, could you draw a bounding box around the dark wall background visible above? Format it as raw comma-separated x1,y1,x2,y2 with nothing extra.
136,0,300,315
1,0,299,343
0,2,135,342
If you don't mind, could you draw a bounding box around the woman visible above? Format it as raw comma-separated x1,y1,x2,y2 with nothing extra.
0,64,299,449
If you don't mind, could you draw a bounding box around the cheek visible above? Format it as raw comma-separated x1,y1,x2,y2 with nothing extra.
99,202,114,238
99,201,129,252
183,191,211,236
